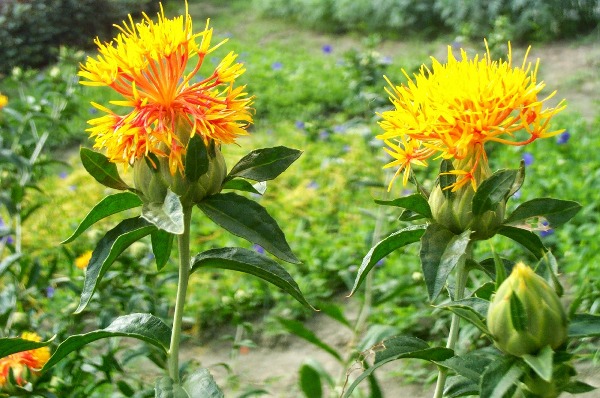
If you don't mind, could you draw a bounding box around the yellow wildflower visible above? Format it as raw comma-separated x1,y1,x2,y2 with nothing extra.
0,93,7,109
378,42,565,191
0,332,51,388
79,2,253,175
75,250,93,269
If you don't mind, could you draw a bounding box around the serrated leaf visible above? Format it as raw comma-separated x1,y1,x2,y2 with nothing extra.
0,335,54,358
299,363,323,398
43,313,171,371
350,225,426,296
62,192,143,244
472,169,517,216
420,226,471,301
226,146,302,182
151,229,174,271
198,193,299,264
182,368,224,398
142,190,185,234
221,179,267,195
191,247,312,309
342,336,453,398
444,375,479,397
505,198,581,228
437,352,493,382
185,135,209,182
75,217,156,314
523,346,554,382
277,317,343,363
568,313,600,337
80,147,130,190
498,226,548,259
374,194,432,218
480,357,523,398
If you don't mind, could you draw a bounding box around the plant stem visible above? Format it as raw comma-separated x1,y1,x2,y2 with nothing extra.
432,245,471,398
168,207,193,384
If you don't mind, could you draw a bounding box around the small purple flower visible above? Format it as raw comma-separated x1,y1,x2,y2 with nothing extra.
46,286,55,298
307,181,319,189
451,41,462,50
295,121,305,130
322,44,333,54
522,152,534,166
513,189,522,199
6,236,14,245
253,244,265,254
556,131,570,145
333,124,347,133
319,130,330,140
375,259,385,268
59,171,68,179
69,185,77,191
342,145,351,153
540,221,554,237
380,56,393,65
271,62,283,71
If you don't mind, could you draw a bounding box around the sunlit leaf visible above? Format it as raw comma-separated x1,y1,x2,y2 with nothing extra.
226,146,302,182
80,147,130,190
184,135,209,182
472,169,517,216
374,194,432,219
142,190,184,235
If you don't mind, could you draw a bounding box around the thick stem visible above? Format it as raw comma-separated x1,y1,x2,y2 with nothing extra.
168,207,193,383
432,245,472,398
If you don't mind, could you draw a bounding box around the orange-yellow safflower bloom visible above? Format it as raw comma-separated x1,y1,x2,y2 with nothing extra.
78,3,253,174
378,42,565,191
0,332,50,388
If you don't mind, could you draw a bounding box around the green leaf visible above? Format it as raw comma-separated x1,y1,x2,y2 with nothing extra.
476,257,514,282
198,193,300,264
226,146,302,182
0,335,54,358
277,317,343,363
480,357,524,398
509,292,528,332
299,363,323,398
562,381,597,394
155,376,189,398
80,147,130,190
444,375,479,397
315,301,351,328
357,325,400,353
437,352,493,382
374,194,432,219
368,374,383,398
222,179,267,195
342,336,453,398
62,192,143,244
350,225,426,296
182,368,225,398
493,248,508,287
498,226,548,259
184,135,209,182
507,161,525,198
0,253,21,276
568,313,600,337
439,159,455,198
505,198,581,228
151,229,174,271
43,313,171,371
142,190,185,235
472,169,517,216
523,345,554,382
420,226,471,301
190,247,312,309
535,251,563,297
437,298,490,335
75,217,156,314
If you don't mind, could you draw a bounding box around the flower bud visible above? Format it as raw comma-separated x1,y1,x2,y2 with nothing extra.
487,263,567,357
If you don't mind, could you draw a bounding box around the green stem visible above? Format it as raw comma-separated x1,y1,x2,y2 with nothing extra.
168,207,193,384
432,245,471,398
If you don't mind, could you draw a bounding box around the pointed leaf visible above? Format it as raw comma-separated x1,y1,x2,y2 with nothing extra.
0,336,54,358
535,251,563,296
43,313,171,371
480,357,524,398
507,161,525,198
182,368,225,398
62,192,143,244
509,292,528,332
185,135,209,182
436,352,493,382
523,346,554,382
142,190,185,235
437,298,490,334
342,336,453,398
350,225,426,296
498,226,548,259
444,375,479,397
222,179,267,195
191,247,312,309
80,147,130,190
477,257,514,282
315,301,351,328
75,217,156,313
226,146,302,182
568,313,600,337
299,363,324,398
198,193,299,264
374,194,432,218
277,317,343,363
505,198,581,228
472,169,517,216
0,253,21,276
151,229,174,271
420,226,471,301
563,381,597,394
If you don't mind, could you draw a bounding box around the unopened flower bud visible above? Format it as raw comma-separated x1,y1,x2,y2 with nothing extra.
487,263,567,357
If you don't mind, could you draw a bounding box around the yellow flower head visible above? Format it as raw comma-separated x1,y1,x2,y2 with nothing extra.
79,2,253,174
0,332,51,388
378,42,565,191
0,93,7,109
75,250,93,269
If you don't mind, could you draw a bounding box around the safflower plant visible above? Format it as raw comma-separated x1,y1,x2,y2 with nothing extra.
344,43,600,397
0,4,311,396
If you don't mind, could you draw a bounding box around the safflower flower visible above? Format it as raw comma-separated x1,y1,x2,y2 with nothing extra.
75,250,93,269
0,93,7,109
378,42,565,191
0,332,50,388
78,3,253,175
